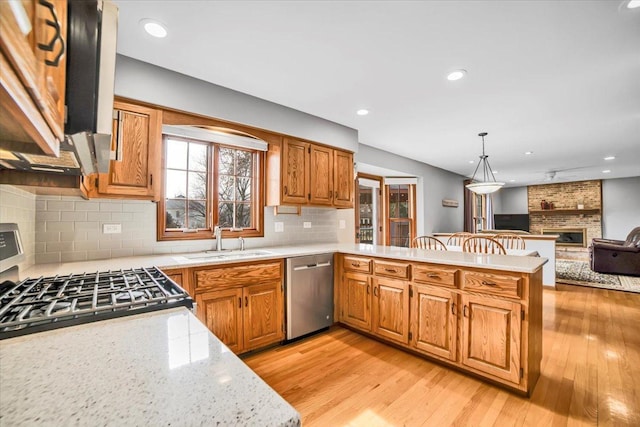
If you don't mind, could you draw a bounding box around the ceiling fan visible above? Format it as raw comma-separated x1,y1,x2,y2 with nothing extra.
541,165,595,182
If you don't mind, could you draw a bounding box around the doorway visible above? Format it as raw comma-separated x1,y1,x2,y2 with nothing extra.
356,174,383,244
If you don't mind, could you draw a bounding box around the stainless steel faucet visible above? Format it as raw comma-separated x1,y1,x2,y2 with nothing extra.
213,226,222,251
238,236,245,251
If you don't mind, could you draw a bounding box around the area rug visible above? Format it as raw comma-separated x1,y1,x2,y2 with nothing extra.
555,259,640,294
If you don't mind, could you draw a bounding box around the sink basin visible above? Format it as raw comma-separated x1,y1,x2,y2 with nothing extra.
176,250,275,262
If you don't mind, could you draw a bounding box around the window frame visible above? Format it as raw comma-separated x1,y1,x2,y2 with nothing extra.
157,136,265,241
472,193,487,233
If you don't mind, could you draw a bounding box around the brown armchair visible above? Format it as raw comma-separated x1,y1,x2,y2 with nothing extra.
589,226,640,276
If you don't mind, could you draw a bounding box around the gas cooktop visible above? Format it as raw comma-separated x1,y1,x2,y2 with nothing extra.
0,266,193,340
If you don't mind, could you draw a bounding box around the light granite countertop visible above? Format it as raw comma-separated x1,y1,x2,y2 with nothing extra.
21,243,547,279
0,308,301,427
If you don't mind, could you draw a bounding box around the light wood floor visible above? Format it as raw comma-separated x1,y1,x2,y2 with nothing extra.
243,285,640,426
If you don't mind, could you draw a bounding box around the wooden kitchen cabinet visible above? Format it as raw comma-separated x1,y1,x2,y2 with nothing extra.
160,267,193,296
460,293,522,384
267,137,354,208
83,100,161,200
0,0,67,156
410,284,458,361
340,271,372,331
193,260,285,354
371,277,410,345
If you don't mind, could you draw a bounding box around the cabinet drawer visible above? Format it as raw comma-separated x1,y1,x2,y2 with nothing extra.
374,260,410,279
195,262,282,290
343,256,372,273
413,264,458,288
463,271,522,298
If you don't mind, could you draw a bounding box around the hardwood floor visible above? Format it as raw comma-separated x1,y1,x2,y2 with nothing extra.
243,285,640,426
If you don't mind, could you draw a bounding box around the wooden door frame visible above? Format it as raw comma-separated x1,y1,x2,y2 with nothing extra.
385,182,416,247
355,173,384,244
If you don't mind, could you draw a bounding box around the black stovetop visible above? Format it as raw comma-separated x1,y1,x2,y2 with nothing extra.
0,266,193,340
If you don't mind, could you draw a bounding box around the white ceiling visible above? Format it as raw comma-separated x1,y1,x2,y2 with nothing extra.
113,0,640,187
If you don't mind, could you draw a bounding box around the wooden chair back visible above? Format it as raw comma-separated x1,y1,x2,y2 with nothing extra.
462,236,507,255
494,233,526,250
411,236,447,250
446,232,473,246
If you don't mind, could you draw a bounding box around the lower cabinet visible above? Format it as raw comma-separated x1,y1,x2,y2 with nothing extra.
340,271,371,330
372,277,410,345
460,293,522,384
410,284,457,362
190,260,284,355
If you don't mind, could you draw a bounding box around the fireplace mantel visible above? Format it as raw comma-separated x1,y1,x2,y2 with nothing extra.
529,208,600,215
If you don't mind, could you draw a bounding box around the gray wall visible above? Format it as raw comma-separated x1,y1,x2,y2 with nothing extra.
356,144,464,234
496,177,640,240
115,55,358,152
602,176,640,240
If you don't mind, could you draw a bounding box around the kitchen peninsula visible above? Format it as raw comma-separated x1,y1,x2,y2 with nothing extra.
1,243,546,425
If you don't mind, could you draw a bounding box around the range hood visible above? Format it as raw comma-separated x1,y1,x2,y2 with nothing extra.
0,0,117,178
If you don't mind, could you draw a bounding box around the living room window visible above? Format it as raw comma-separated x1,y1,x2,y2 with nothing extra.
157,131,264,241
385,182,416,247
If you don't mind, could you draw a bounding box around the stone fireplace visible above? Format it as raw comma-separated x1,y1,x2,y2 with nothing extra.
527,180,602,260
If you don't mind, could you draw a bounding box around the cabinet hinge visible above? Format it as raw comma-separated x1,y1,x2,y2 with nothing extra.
408,331,412,341
520,368,524,379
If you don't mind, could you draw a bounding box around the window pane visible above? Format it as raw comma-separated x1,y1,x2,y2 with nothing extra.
218,175,234,202
188,143,208,172
166,139,188,170
218,202,233,227
219,148,234,175
166,200,186,229
236,177,251,201
187,200,207,229
235,203,251,228
188,172,207,199
390,220,410,247
236,150,252,177
166,170,187,198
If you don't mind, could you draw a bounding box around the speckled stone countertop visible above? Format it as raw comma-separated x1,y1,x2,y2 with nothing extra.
21,242,546,279
0,308,300,427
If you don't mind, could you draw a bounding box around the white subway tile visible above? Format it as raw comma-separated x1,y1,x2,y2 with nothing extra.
100,202,122,212
36,231,60,242
35,252,61,264
99,240,121,250
111,212,133,221
87,250,112,260
59,211,87,221
87,212,112,221
46,201,75,211
111,248,134,258
73,201,100,211
74,221,99,231
61,251,88,262
74,240,98,251
46,222,74,232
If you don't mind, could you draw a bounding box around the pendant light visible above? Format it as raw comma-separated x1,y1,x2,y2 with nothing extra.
465,132,505,194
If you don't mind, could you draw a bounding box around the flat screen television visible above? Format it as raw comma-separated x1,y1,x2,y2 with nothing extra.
493,214,530,232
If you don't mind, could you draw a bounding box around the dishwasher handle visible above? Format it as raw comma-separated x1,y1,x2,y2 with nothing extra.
293,261,331,271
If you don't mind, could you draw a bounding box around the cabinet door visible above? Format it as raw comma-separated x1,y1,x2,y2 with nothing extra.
333,149,353,208
243,281,284,351
411,285,457,361
341,271,371,331
372,277,410,344
461,293,522,384
0,0,66,154
309,144,333,205
196,288,244,353
96,101,160,199
281,138,309,204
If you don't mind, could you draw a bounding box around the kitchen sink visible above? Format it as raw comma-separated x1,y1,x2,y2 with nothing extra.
174,250,275,263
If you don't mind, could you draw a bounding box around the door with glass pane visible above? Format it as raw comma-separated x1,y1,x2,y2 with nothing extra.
356,175,382,244
386,184,416,247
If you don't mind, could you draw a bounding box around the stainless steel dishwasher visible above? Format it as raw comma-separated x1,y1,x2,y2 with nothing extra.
286,253,334,340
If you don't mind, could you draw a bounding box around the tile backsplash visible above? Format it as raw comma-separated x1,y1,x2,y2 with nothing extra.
30,192,340,263
0,186,36,272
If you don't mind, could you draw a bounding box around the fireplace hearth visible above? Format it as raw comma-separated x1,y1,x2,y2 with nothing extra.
542,228,587,247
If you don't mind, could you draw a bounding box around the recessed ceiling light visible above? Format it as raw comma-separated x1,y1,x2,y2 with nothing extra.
468,160,474,164
141,19,167,38
602,170,611,173
509,179,516,182
447,70,467,81
356,109,369,116
492,171,499,174
524,151,533,155
627,0,640,9
604,156,615,160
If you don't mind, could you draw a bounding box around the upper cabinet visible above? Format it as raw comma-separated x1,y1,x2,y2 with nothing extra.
0,0,67,156
267,137,354,208
83,100,161,200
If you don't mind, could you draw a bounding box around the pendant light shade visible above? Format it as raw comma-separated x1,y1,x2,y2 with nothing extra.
465,132,504,194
